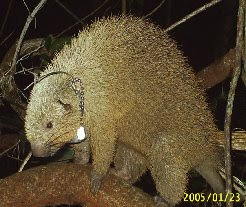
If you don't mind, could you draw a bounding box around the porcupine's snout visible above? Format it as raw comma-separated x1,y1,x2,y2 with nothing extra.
30,142,53,157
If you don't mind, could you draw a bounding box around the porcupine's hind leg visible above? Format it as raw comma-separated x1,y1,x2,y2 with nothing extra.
149,135,189,207
112,142,148,183
150,160,188,207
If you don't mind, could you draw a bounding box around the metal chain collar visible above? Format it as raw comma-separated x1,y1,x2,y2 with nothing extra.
37,71,85,123
70,77,85,124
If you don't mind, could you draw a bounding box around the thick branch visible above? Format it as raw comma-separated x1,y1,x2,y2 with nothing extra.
215,130,246,151
0,163,155,207
196,49,236,89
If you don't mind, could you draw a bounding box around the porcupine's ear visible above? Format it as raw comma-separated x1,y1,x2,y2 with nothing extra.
57,99,72,111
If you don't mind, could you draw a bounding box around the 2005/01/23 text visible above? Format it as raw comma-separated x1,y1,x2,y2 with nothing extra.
183,192,240,202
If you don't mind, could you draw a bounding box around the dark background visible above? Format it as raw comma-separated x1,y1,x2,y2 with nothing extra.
0,1,245,207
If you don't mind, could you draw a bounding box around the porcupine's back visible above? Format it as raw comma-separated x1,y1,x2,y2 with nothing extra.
26,15,220,167
60,16,219,162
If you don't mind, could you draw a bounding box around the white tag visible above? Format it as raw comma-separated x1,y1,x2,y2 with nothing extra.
77,126,86,141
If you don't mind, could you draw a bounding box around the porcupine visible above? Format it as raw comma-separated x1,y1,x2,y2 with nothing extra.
25,15,225,206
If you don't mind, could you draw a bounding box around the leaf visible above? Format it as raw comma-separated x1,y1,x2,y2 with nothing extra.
44,35,71,53
49,37,71,53
44,35,55,51
40,36,72,66
56,147,75,162
40,53,52,65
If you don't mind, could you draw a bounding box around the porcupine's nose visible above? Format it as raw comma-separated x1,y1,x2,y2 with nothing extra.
30,142,51,157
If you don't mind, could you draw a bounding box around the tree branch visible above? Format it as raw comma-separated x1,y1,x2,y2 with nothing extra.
224,0,244,206
0,163,155,207
57,0,110,37
0,38,46,119
5,0,47,76
55,0,85,26
165,0,222,32
196,48,236,89
142,0,167,19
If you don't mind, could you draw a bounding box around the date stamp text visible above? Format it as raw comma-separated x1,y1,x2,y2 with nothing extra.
183,193,241,202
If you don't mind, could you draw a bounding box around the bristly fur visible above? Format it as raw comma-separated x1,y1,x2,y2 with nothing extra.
25,15,224,205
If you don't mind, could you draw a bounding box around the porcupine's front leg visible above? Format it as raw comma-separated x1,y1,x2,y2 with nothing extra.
72,138,91,165
91,170,105,193
90,121,117,193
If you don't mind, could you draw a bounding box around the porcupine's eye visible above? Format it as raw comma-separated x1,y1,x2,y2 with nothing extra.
46,122,53,128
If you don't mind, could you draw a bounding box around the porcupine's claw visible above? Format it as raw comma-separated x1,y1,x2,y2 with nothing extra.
90,170,104,194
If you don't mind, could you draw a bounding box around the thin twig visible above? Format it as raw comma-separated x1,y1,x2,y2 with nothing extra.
0,31,14,48
0,140,20,158
5,0,47,76
7,154,23,162
19,89,28,101
55,0,85,26
17,45,44,65
165,0,222,32
15,66,44,74
56,0,110,37
0,0,13,40
219,168,246,201
18,151,32,172
224,0,244,206
24,81,35,91
142,0,167,19
122,0,127,15
22,0,31,14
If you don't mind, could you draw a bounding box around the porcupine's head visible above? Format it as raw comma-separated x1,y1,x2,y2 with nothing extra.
25,73,84,157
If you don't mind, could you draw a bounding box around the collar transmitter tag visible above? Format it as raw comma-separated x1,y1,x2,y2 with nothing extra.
68,126,86,144
77,126,86,141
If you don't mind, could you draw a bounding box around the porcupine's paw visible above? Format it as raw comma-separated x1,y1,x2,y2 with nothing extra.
154,196,173,207
90,170,104,194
